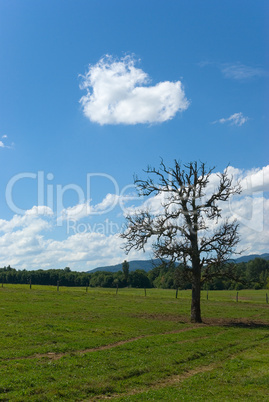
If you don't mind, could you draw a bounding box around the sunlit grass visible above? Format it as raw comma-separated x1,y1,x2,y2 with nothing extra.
0,285,268,400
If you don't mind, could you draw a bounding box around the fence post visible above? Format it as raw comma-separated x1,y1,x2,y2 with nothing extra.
266,293,268,304
175,288,178,299
57,280,59,291
144,288,147,297
116,284,118,295
236,291,239,302
207,290,209,300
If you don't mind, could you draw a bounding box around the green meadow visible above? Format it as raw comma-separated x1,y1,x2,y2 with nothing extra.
0,285,268,401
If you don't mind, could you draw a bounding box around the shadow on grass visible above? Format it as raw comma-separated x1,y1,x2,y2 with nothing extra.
201,317,269,329
224,321,269,329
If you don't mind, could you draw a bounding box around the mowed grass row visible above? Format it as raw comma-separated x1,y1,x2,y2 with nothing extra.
0,285,268,401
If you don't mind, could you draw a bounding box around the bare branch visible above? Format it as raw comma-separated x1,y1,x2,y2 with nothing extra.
121,159,242,323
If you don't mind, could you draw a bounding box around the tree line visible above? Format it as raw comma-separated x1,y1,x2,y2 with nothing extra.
148,258,269,290
0,257,268,290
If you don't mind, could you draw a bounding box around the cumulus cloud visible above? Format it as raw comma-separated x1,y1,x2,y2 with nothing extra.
213,112,249,126
0,206,53,233
0,206,53,267
123,165,269,254
60,202,91,222
25,206,53,216
0,166,268,271
79,55,189,125
61,193,138,221
237,198,269,254
0,207,148,271
231,165,269,197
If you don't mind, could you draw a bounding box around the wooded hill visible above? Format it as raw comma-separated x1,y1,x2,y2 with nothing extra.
88,254,269,273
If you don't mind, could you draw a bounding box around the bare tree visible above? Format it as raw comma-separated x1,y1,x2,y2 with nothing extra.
121,160,241,322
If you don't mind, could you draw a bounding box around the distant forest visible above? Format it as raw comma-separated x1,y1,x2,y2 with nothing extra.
1,258,269,290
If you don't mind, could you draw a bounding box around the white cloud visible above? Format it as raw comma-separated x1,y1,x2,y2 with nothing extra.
61,201,92,222
240,165,269,194
0,206,53,233
92,194,121,213
0,206,53,267
213,112,249,126
61,193,138,221
79,55,189,125
0,214,148,271
25,206,53,216
205,165,269,195
220,63,267,80
199,61,267,80
237,198,269,254
123,165,269,255
123,191,166,217
0,135,13,149
0,166,268,271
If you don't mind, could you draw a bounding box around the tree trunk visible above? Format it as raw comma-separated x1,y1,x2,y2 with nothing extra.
191,272,202,323
190,236,202,323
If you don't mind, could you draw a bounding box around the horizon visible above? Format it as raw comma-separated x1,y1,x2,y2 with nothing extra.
2,252,269,273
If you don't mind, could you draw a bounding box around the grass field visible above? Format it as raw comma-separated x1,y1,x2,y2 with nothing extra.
0,285,268,401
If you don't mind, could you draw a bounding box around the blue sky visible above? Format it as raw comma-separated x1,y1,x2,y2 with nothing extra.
0,0,268,271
